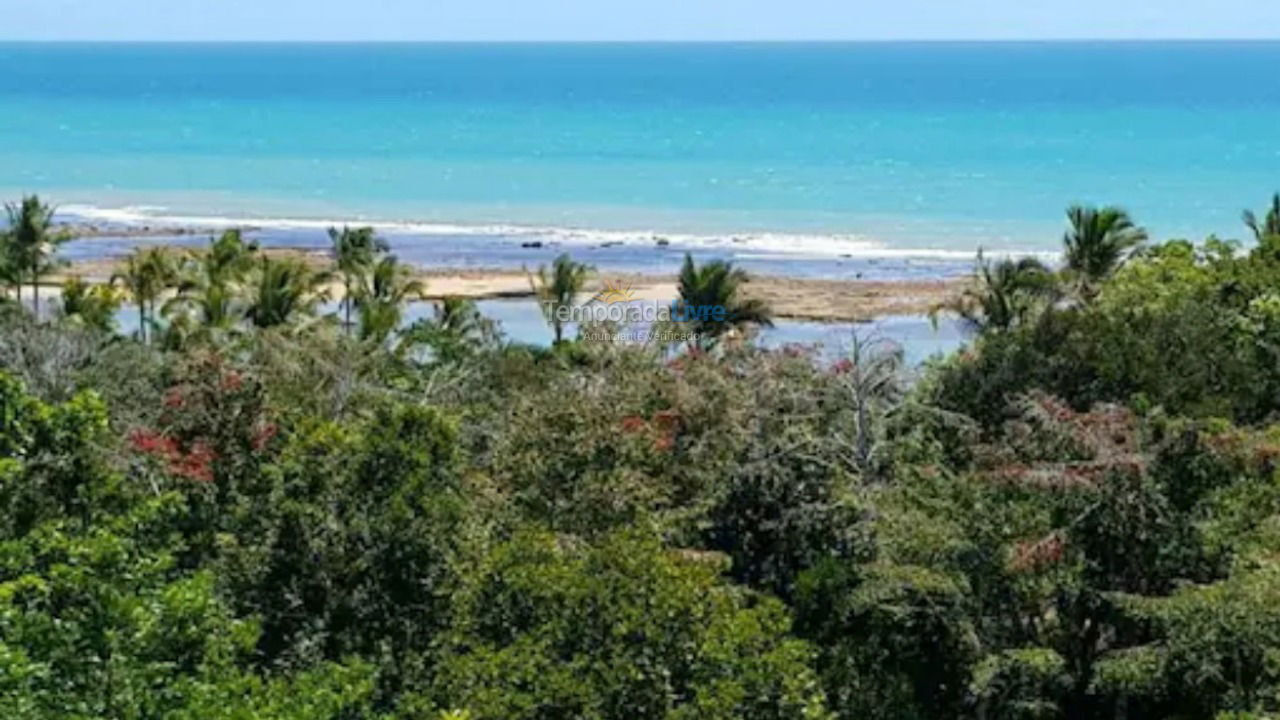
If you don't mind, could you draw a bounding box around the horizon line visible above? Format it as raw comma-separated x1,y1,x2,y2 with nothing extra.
2,37,1279,44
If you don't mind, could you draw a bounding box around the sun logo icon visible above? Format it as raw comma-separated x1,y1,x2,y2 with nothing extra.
593,277,636,305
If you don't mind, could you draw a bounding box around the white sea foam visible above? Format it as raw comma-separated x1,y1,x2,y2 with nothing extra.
59,203,1057,263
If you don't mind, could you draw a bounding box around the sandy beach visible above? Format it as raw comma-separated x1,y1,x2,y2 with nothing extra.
52,248,966,323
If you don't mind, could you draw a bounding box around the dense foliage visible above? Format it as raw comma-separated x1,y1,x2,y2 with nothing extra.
5,196,1280,719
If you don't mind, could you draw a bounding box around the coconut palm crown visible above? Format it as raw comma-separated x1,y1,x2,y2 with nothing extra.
111,246,180,344
1062,205,1147,299
329,226,389,334
673,253,772,349
4,195,72,317
1244,193,1280,242
530,253,593,344
161,230,260,341
355,254,426,343
58,276,122,333
937,250,1057,333
245,256,332,330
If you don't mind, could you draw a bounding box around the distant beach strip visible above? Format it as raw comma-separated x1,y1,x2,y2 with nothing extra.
54,203,1006,286
36,205,976,364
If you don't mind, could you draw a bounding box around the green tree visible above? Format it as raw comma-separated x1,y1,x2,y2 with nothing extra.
530,253,592,344
426,528,830,720
0,373,379,718
937,250,1056,333
0,224,21,304
796,559,976,720
928,234,1280,425
112,246,180,344
397,296,501,367
244,256,331,330
436,296,498,341
1244,192,1280,243
58,275,122,333
0,372,111,535
202,228,260,281
163,229,260,339
4,195,73,318
1062,205,1147,299
329,226,389,335
354,254,426,344
1093,563,1280,718
217,403,468,695
673,253,772,349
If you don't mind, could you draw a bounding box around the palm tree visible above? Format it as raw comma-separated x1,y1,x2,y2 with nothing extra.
244,255,332,330
329,226,389,335
354,254,426,343
4,195,73,318
936,250,1057,333
202,228,259,283
111,246,179,344
1062,205,1147,299
174,280,242,333
530,253,592,344
1244,193,1280,242
673,253,772,349
0,229,21,304
58,276,122,333
400,296,499,363
164,230,258,333
434,295,496,342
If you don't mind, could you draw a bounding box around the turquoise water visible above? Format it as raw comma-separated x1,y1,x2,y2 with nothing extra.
3,42,1280,260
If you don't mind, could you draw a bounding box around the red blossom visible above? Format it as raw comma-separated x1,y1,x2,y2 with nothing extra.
129,427,217,483
129,428,179,459
172,441,217,483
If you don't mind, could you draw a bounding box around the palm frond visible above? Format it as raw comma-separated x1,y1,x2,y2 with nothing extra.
1062,205,1147,299
673,253,773,349
529,253,593,344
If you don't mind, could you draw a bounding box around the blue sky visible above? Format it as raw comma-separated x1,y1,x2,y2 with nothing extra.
3,0,1279,41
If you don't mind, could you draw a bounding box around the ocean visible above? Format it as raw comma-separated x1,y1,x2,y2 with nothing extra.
3,41,1280,275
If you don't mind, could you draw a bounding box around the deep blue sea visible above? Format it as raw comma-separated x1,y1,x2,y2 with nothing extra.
3,42,1280,275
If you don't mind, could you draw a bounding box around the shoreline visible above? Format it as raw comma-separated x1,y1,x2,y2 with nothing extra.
51,210,1035,264
49,247,967,324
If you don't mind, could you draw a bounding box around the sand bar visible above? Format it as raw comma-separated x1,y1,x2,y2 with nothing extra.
48,246,965,323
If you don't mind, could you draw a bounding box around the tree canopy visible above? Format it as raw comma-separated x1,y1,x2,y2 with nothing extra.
5,194,1280,719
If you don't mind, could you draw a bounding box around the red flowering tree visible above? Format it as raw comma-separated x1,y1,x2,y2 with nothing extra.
128,351,278,500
